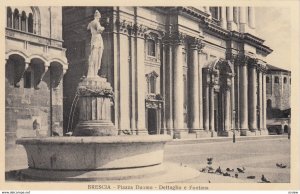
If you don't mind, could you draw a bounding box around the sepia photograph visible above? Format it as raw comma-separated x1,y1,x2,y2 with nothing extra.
1,1,300,192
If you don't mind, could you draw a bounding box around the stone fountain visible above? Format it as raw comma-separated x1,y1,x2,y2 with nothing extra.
16,10,199,182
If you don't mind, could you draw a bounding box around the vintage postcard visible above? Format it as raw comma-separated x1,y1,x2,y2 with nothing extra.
1,0,299,192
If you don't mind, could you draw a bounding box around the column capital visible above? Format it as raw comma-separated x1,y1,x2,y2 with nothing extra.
116,19,133,36
171,31,187,45
234,54,253,66
189,37,205,50
248,58,258,69
133,23,148,39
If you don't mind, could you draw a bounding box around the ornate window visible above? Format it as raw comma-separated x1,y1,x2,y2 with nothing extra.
28,13,33,33
283,77,287,84
147,39,156,57
146,71,159,94
145,31,161,63
21,11,26,32
7,7,39,34
274,76,279,83
7,7,12,28
13,9,19,30
266,76,270,83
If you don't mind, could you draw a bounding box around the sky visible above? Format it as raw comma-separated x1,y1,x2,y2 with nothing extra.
255,7,291,70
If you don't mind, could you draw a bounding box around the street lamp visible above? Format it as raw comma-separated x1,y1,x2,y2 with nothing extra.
233,109,236,143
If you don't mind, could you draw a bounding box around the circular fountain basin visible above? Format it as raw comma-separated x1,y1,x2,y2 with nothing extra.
16,135,172,181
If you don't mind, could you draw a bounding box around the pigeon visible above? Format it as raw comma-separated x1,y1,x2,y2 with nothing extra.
276,163,287,168
261,174,271,183
200,168,207,172
226,168,234,172
65,131,73,136
215,166,222,174
247,176,256,179
223,172,231,176
237,167,245,173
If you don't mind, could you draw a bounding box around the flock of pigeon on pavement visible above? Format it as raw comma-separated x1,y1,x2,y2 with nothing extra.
198,157,287,183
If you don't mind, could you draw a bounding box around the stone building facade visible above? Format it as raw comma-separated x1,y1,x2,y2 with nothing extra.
5,6,68,148
266,64,291,115
62,7,272,138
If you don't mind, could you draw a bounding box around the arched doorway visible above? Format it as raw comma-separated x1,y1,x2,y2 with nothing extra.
203,59,234,136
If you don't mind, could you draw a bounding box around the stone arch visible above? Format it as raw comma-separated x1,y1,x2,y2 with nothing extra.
5,53,27,87
6,50,29,61
49,61,65,89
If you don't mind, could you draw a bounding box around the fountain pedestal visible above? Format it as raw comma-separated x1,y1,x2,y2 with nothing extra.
73,77,117,136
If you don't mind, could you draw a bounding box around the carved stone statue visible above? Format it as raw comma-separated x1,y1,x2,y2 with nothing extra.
87,10,105,78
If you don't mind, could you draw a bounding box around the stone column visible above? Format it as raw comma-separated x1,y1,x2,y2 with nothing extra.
203,70,210,131
135,24,148,135
161,41,167,131
248,7,256,29
198,50,205,131
226,6,233,30
258,69,263,131
239,7,247,32
248,62,257,132
263,72,267,130
209,75,215,132
221,7,227,29
129,27,136,131
224,84,231,134
239,58,249,135
164,37,173,132
173,33,185,136
190,39,200,131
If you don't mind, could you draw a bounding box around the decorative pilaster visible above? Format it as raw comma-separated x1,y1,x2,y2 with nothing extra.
117,20,132,131
134,23,148,135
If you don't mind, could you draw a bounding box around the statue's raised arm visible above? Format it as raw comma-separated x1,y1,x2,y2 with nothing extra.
87,10,105,78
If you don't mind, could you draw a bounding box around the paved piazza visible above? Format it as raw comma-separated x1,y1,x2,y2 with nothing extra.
164,136,290,183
